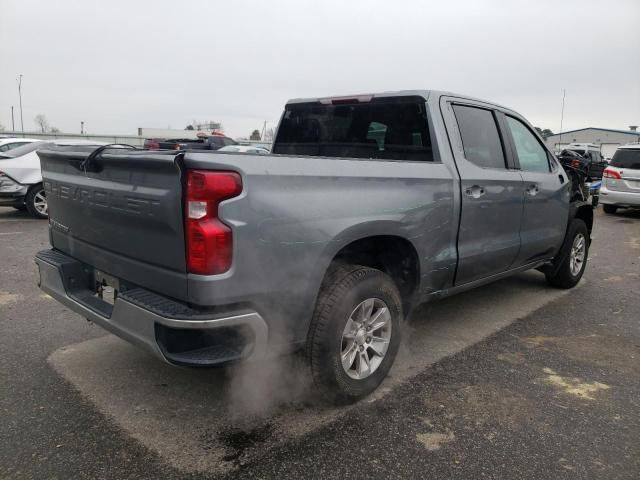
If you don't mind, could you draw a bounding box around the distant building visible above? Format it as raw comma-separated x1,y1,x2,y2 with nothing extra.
545,127,640,158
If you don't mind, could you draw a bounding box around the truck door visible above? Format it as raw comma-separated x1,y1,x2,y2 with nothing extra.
501,115,570,264
442,100,524,285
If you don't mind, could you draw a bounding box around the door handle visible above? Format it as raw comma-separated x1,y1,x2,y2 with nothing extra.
526,184,539,196
558,174,565,184
464,185,486,199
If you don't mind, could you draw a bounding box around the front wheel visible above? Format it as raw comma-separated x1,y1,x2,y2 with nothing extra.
602,204,618,214
306,265,402,404
25,184,48,219
545,219,589,289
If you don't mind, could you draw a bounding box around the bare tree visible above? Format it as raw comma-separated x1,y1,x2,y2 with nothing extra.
191,120,223,132
34,114,49,133
264,127,275,142
50,126,61,133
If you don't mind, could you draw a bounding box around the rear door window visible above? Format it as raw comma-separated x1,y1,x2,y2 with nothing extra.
452,105,506,169
273,98,433,161
610,149,640,169
506,116,551,172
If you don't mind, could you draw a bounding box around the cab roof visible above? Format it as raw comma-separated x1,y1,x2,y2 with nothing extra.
285,90,510,110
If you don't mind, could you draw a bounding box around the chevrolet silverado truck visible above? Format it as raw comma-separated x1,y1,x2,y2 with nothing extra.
35,91,593,403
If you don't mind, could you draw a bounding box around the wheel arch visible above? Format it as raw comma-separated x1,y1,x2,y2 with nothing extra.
318,231,421,316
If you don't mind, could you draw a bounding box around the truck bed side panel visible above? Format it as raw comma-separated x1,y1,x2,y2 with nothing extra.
183,152,458,344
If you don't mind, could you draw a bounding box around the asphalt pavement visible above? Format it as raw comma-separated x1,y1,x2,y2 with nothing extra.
1,206,638,479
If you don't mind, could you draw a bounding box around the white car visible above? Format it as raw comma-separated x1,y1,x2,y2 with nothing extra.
0,137,40,152
218,145,270,154
600,143,640,214
0,139,106,218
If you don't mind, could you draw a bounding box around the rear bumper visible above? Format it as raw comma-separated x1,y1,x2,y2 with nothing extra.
35,249,268,366
600,184,640,207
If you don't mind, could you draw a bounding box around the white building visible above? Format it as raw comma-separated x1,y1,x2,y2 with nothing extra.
545,127,640,158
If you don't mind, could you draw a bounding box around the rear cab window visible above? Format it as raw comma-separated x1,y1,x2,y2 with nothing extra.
610,149,640,170
273,97,433,161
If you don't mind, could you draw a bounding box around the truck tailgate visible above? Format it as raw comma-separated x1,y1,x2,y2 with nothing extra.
38,147,188,300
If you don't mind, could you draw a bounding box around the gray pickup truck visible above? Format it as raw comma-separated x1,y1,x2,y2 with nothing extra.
35,91,593,403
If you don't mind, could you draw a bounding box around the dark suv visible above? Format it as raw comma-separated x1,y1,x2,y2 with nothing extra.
557,149,607,180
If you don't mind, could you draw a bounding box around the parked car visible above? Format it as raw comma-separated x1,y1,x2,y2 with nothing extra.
557,144,608,180
144,132,237,151
218,145,269,154
0,137,39,152
600,143,640,214
0,139,106,218
35,90,593,403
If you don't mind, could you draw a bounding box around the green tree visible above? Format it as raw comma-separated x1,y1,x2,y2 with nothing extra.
534,127,554,139
250,129,261,140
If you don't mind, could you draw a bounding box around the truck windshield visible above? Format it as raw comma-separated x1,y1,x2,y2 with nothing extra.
273,98,433,161
610,149,640,169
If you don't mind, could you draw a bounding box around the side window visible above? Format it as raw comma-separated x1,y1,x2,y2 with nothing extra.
8,142,28,150
452,105,506,169
0,145,8,152
506,116,550,173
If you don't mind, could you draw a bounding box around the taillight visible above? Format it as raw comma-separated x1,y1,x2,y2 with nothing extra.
571,159,581,169
175,143,181,150
603,168,622,179
185,170,242,275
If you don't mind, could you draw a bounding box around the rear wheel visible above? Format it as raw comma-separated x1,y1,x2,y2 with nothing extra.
602,204,618,214
25,184,48,219
306,264,402,404
545,219,589,289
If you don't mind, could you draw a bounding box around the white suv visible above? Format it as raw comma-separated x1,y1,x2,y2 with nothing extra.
600,143,640,214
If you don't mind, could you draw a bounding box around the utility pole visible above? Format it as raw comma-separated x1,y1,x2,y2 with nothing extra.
11,106,15,131
558,88,566,152
81,121,84,134
17,75,24,136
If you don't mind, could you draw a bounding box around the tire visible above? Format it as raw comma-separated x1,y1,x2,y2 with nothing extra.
602,204,617,214
25,184,48,219
545,219,589,289
306,264,402,404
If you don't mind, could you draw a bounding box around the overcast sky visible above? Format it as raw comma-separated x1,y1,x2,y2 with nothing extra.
1,0,638,138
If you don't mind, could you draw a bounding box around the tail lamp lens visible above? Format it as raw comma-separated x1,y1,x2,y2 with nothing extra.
185,170,242,275
603,168,621,179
